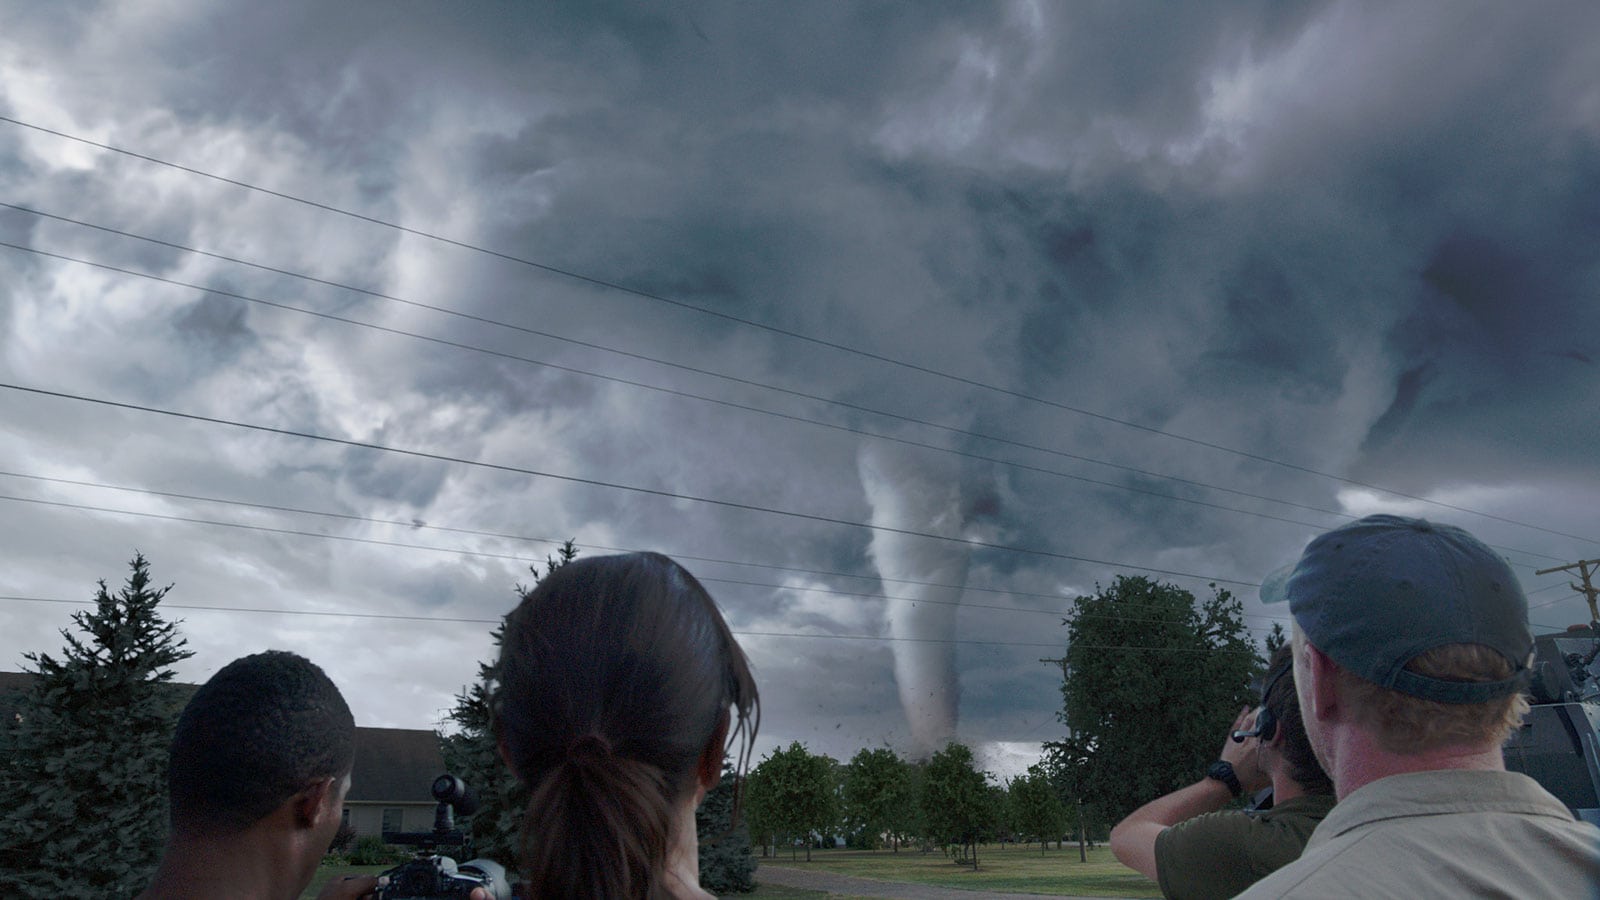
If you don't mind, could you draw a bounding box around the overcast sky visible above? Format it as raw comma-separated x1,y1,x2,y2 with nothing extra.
2,1,1597,778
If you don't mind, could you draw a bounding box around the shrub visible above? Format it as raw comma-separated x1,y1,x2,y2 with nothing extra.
328,822,357,854
350,835,405,866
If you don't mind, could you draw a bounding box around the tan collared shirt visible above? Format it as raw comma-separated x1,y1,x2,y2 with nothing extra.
1236,769,1600,898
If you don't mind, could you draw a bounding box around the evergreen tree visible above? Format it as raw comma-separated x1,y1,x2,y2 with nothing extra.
438,540,577,868
1264,620,1288,655
0,554,192,899
696,764,756,894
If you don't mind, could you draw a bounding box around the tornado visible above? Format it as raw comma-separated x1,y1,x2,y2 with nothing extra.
858,442,973,758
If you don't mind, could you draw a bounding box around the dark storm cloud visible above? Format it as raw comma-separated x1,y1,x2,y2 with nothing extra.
2,0,1598,763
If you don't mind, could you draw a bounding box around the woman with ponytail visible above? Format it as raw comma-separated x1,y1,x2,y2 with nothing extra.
493,552,760,899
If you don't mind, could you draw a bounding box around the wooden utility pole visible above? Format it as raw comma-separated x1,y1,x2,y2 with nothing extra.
1534,559,1600,623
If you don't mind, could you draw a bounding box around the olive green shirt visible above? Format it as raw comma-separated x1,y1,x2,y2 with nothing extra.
1235,770,1600,899
1154,793,1337,900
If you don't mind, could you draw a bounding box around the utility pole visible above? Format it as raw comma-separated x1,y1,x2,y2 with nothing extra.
1534,559,1600,623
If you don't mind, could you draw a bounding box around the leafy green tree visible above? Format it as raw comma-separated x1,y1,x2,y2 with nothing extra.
920,742,996,867
1050,576,1259,826
697,764,756,894
743,768,777,858
438,540,577,867
979,781,1004,845
1009,763,1066,853
0,554,192,898
743,742,838,861
841,746,915,851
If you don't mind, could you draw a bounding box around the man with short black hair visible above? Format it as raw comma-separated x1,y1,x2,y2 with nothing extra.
1110,645,1336,899
137,650,380,900
1237,514,1600,897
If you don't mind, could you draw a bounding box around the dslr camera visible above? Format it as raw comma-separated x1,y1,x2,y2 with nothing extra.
378,774,510,900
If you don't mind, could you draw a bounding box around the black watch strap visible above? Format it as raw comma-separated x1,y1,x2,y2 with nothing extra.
1207,760,1243,798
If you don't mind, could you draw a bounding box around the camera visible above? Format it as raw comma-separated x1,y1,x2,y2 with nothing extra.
378,774,511,900
380,854,506,900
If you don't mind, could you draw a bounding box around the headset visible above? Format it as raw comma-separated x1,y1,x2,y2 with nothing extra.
1232,659,1291,743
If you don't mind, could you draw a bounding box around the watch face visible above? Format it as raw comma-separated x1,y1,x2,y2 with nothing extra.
1208,761,1242,796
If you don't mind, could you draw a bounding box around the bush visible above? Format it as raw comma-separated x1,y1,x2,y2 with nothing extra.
697,769,757,894
350,835,406,866
328,822,357,854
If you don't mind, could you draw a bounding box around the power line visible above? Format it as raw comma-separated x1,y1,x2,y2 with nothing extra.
0,468,1068,604
0,485,1289,629
0,237,1354,533
2,114,1592,547
2,594,1275,653
0,467,1294,629
0,381,1265,587
0,236,1570,568
0,594,1082,650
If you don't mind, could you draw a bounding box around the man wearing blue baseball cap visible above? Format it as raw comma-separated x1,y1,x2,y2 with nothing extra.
1237,515,1600,898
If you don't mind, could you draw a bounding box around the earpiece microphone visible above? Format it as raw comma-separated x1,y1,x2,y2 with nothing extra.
1231,659,1290,742
1232,704,1278,743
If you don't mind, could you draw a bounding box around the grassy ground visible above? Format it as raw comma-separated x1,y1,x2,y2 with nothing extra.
758,844,1162,898
302,864,848,899
301,864,389,899
305,844,1159,898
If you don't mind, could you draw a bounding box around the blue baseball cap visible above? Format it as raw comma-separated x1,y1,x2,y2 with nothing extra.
1260,514,1532,704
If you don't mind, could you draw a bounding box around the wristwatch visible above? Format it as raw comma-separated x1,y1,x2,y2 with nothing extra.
1206,760,1244,798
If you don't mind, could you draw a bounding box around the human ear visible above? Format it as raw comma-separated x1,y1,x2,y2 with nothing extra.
292,777,336,829
1303,642,1340,723
697,711,731,791
498,737,520,780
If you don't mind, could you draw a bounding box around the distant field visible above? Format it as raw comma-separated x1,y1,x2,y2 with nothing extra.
757,844,1163,898
301,864,389,899
302,863,854,899
304,844,1161,899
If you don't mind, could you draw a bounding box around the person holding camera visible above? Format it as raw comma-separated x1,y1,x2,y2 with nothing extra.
1110,645,1336,899
1237,515,1600,897
136,650,383,900
492,551,760,900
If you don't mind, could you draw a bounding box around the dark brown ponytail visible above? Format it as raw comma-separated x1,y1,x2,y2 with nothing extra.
519,752,676,898
494,552,759,898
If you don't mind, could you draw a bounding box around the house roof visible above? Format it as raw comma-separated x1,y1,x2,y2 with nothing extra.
0,670,32,721
1,672,446,804
349,726,448,804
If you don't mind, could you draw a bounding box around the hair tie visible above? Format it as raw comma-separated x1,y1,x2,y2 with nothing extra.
566,732,612,766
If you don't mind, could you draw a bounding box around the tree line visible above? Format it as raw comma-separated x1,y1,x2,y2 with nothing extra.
741,739,1075,868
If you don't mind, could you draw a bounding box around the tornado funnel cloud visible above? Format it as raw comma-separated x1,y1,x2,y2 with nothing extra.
859,442,972,758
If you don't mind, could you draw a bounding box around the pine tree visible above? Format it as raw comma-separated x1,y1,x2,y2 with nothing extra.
438,540,577,868
0,553,192,898
696,764,756,894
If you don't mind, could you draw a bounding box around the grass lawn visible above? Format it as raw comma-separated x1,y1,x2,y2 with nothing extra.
757,844,1162,898
303,863,854,899
301,864,389,899
306,845,1157,898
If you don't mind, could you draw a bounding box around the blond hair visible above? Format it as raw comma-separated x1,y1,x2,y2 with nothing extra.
1331,642,1529,754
